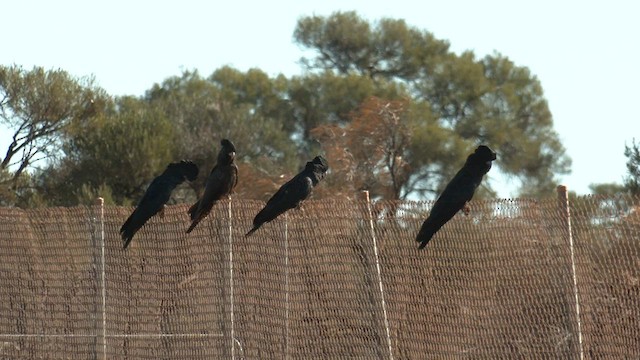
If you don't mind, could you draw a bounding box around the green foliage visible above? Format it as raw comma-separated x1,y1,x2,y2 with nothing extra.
2,11,578,205
294,11,449,79
0,168,41,207
294,12,571,198
624,139,640,195
145,69,299,194
480,54,571,195
0,169,16,206
589,139,640,197
287,71,407,143
407,103,474,197
208,66,292,124
0,65,108,202
588,183,627,196
37,97,176,206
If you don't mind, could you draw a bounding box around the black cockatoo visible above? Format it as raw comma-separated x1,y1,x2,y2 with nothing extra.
121,160,199,248
416,145,497,249
186,139,238,233
245,155,328,236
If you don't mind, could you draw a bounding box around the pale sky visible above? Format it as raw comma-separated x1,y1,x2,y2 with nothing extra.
2,0,639,196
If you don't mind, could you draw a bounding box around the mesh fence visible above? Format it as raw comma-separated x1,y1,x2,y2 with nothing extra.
0,190,638,359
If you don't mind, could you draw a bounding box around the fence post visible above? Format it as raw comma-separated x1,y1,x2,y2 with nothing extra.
227,198,235,360
361,191,394,360
91,197,106,360
284,212,290,359
556,185,584,360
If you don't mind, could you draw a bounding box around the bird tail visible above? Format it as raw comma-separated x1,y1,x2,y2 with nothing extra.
245,207,272,237
122,234,134,249
186,207,214,233
186,205,204,234
245,225,259,237
416,221,437,250
186,219,200,234
120,217,135,249
187,216,204,234
416,231,434,250
187,201,199,220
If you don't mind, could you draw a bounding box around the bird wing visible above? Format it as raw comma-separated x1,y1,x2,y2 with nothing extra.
187,164,238,232
202,166,231,203
417,150,494,249
256,175,312,225
190,166,224,217
120,177,171,247
415,168,477,249
429,169,477,221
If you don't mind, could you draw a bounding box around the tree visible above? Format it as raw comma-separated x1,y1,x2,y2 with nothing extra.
479,54,571,195
9,12,575,205
588,183,627,196
589,139,640,197
294,12,571,198
0,65,107,193
287,71,407,149
36,97,177,206
311,97,411,200
294,12,449,80
145,69,300,199
623,139,640,196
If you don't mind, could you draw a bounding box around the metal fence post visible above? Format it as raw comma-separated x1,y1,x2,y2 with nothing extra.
361,191,394,360
91,197,106,360
284,212,290,359
227,198,236,360
557,185,584,360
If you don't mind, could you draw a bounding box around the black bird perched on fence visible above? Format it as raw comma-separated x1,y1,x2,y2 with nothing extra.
416,145,497,249
120,160,199,249
186,139,238,233
245,155,329,237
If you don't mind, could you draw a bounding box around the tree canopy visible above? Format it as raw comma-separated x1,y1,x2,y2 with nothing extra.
623,139,640,196
0,65,109,206
295,11,571,198
587,139,640,197
1,12,578,207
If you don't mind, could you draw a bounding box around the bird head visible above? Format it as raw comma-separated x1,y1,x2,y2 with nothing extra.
167,160,199,181
218,139,237,164
468,145,497,174
306,155,329,185
180,160,200,181
475,145,497,162
311,155,329,172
